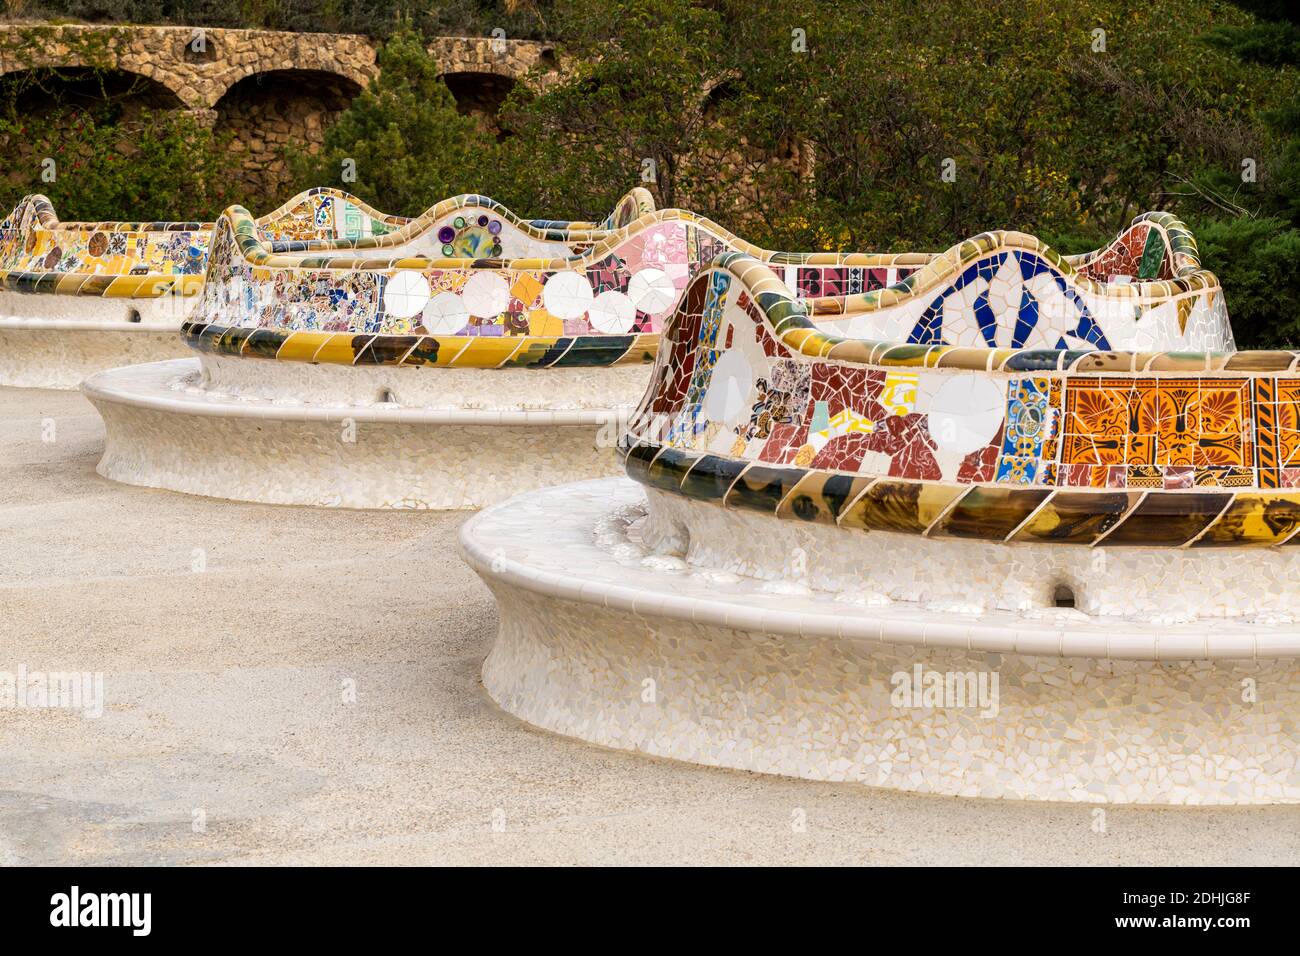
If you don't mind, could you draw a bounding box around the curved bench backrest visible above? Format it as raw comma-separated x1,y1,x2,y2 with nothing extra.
187,205,1230,365
622,254,1281,549
259,186,659,260
186,201,933,364
598,187,657,230
0,188,409,296
0,187,662,301
1065,212,1200,282
805,212,1230,354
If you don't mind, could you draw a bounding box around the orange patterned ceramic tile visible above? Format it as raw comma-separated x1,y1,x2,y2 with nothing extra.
1062,377,1251,472
1274,380,1300,470
1062,379,1132,465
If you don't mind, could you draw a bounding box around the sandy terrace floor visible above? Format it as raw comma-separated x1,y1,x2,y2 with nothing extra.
0,384,1297,866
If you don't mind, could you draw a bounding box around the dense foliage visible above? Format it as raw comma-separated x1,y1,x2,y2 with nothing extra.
482,0,1300,346
1191,0,1300,346
3,0,545,39
0,71,242,220
289,28,498,212
4,0,1299,344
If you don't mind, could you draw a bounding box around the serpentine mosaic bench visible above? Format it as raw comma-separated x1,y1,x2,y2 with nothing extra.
0,188,409,387
86,206,1224,510
462,253,1298,806
83,197,917,508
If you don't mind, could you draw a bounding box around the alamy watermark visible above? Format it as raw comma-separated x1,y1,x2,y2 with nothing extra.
891,664,999,718
50,886,150,936
0,665,104,718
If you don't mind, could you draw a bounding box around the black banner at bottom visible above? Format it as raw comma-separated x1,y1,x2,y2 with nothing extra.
0,866,1284,940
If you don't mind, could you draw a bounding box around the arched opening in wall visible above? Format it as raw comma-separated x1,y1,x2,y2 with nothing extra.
0,68,187,199
213,69,363,210
0,67,185,121
701,78,739,122
441,72,517,140
1053,584,1077,609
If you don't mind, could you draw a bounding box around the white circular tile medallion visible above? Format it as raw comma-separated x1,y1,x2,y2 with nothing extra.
422,291,470,335
461,272,511,318
704,348,753,424
587,290,636,334
926,374,1006,455
627,268,677,316
382,271,430,319
543,271,595,320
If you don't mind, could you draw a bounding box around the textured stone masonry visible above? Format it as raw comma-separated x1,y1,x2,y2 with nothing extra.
1,23,555,201
0,23,553,108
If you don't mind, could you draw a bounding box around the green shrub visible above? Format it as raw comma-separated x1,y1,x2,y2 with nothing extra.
0,105,241,221
1192,215,1300,347
287,29,500,216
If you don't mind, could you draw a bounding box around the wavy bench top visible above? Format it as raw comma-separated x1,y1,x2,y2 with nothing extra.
0,187,409,299
620,254,1288,548
186,208,1231,369
0,187,654,301
182,200,934,364
259,186,657,256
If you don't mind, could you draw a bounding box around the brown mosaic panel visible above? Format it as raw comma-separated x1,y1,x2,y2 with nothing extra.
837,480,963,535
1061,377,1252,484
1100,491,1231,546
1255,377,1280,489
1010,491,1138,545
933,487,1052,540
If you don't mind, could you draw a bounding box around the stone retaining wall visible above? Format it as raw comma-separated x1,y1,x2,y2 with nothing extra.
0,23,554,200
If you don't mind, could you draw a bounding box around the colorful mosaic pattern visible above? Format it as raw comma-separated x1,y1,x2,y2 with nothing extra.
258,187,657,260
622,254,1300,548
811,213,1232,354
189,204,925,339
0,188,408,300
1074,215,1193,282
186,205,1229,373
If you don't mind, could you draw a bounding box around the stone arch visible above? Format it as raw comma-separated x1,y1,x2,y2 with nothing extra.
0,66,189,196
425,37,555,89
0,65,186,114
202,33,377,110
0,26,204,109
441,70,519,138
0,23,380,111
212,68,365,206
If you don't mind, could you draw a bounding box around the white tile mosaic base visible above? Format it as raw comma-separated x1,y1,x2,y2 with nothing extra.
643,488,1300,625
0,327,191,390
195,352,650,411
84,358,630,509
460,478,1300,804
0,291,192,388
